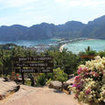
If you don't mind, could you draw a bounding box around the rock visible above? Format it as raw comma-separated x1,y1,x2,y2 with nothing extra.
65,77,75,85
62,77,75,94
68,74,74,79
48,81,62,90
62,82,71,94
0,78,20,100
3,77,10,82
63,83,69,90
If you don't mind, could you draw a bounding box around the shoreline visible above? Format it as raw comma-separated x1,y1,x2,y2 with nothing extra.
59,38,96,52
59,44,67,52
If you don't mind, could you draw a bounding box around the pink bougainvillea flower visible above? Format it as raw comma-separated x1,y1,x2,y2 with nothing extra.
77,67,88,75
75,76,81,80
77,67,83,74
72,84,77,87
83,67,89,73
85,88,91,95
95,73,99,77
90,72,99,77
77,84,81,89
75,76,81,83
84,72,89,77
80,80,84,86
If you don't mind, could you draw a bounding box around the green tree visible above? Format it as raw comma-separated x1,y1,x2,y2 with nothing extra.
53,68,68,82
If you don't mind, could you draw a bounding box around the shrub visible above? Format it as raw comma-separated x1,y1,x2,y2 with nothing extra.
53,68,68,82
98,51,105,57
46,78,52,85
25,80,31,86
36,73,46,86
86,50,97,56
72,56,105,105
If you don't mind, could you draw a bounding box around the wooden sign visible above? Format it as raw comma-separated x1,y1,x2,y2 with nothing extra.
14,63,53,67
14,56,53,73
15,69,53,73
14,56,53,61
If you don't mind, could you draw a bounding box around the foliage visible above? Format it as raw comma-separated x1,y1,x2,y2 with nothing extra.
36,68,68,86
25,80,31,86
2,44,105,88
98,51,105,57
36,73,46,86
80,46,97,56
72,56,105,105
46,50,80,75
53,68,68,82
46,78,52,85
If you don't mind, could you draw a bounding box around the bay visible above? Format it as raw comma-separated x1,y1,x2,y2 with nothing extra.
64,39,105,54
0,38,60,47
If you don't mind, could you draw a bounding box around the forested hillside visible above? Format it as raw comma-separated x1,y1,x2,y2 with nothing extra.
0,15,105,41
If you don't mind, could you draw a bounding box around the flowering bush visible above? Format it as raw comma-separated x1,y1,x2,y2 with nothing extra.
72,56,105,105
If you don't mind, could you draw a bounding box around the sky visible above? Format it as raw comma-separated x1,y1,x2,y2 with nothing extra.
0,0,105,26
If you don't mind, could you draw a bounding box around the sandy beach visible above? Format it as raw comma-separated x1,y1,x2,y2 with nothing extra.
59,38,97,53
59,44,66,52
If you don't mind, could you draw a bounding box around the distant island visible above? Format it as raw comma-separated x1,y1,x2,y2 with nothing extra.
0,15,105,41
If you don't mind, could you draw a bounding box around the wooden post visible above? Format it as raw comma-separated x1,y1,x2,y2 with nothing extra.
21,66,24,85
21,72,24,84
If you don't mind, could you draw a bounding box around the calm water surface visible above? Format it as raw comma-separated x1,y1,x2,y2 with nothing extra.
64,39,105,54
0,39,60,47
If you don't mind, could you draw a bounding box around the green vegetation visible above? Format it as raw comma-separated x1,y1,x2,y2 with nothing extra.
36,68,68,86
52,68,68,82
36,73,46,86
1,44,105,86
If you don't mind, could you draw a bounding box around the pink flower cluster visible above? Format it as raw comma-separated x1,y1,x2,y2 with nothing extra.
77,67,88,75
72,67,100,98
77,67,99,78
90,72,99,77
72,57,105,104
85,88,91,95
72,76,84,90
75,75,81,83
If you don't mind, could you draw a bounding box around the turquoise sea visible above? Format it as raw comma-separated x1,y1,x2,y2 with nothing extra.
0,39,105,54
64,39,105,54
0,38,60,47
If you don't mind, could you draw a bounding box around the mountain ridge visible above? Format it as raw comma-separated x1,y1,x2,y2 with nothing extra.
0,15,105,41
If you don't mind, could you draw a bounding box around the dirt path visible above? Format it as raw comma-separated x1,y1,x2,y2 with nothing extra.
0,85,80,105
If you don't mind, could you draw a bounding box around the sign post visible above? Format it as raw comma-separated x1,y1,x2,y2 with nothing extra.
21,72,24,84
14,56,53,84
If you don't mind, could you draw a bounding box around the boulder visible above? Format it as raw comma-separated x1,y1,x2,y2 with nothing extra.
0,78,20,100
48,81,62,90
65,77,75,85
62,77,75,94
68,74,74,79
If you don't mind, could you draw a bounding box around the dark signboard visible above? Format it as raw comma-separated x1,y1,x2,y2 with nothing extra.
15,69,53,73
14,56,53,73
14,63,53,67
14,56,53,61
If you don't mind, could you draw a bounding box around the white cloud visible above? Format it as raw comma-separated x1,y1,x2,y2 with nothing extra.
55,0,105,7
0,0,105,26
0,0,38,8
0,10,52,26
